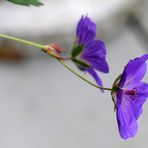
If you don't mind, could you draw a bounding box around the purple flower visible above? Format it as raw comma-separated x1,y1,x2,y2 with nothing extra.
112,54,148,139
76,15,96,45
80,40,109,90
72,15,109,91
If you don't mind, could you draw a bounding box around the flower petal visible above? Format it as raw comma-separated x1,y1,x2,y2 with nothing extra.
80,40,109,73
125,82,148,119
76,15,96,45
86,68,104,92
116,90,138,139
119,54,148,87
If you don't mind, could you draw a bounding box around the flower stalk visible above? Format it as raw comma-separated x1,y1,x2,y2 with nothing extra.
58,59,112,91
0,34,47,50
0,34,112,91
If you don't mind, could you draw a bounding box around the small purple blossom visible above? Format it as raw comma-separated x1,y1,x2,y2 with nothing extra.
72,15,109,91
112,54,148,139
80,40,109,91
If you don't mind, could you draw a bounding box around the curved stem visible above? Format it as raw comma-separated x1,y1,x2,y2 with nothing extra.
58,59,112,91
0,34,112,91
0,34,48,51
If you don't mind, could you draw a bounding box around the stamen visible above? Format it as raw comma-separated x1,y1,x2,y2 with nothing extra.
125,88,137,101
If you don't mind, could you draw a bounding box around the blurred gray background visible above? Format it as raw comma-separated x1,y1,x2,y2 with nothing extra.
0,0,148,147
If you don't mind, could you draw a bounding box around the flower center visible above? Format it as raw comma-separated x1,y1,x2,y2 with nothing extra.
125,88,137,101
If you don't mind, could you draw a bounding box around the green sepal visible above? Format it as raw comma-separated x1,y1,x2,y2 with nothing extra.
112,74,121,88
111,74,121,94
71,45,83,58
111,74,121,111
72,58,90,69
7,0,43,6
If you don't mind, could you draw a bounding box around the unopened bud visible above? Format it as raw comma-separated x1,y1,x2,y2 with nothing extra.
47,43,62,59
49,43,62,53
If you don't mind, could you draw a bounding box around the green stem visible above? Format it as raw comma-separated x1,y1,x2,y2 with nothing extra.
0,34,47,51
58,59,112,91
0,34,112,91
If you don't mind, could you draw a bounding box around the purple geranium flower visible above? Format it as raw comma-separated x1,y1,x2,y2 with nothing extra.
80,40,109,89
112,54,148,139
72,15,109,90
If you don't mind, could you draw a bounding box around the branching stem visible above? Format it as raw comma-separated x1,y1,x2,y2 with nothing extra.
0,34,112,91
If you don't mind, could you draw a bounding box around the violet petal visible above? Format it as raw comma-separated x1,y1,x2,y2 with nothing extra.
86,68,104,92
119,54,148,87
76,15,96,45
116,90,138,139
125,82,148,119
81,40,109,73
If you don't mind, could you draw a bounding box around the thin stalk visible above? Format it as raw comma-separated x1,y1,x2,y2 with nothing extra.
0,34,47,51
0,34,112,91
58,59,112,91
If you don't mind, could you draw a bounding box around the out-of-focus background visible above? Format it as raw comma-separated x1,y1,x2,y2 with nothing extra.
0,0,148,147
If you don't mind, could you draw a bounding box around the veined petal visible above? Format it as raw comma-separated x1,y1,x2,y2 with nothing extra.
76,15,96,45
116,82,148,139
86,68,104,92
80,40,109,73
115,54,148,139
119,54,148,87
125,82,148,119
116,90,138,139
